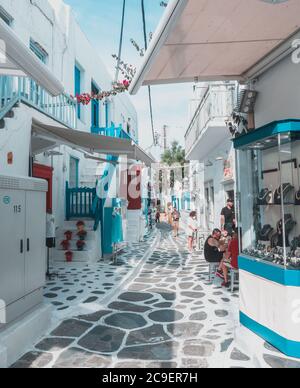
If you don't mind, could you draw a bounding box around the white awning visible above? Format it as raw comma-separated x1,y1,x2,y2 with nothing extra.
130,0,300,94
31,120,155,166
0,19,64,96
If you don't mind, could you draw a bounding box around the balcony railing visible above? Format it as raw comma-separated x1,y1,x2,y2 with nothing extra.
0,76,77,129
91,124,138,143
185,84,236,156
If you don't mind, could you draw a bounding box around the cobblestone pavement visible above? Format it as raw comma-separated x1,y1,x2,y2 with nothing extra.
12,223,300,368
43,232,157,320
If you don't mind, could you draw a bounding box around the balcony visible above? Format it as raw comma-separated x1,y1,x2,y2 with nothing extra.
0,75,77,129
91,124,138,144
185,84,236,161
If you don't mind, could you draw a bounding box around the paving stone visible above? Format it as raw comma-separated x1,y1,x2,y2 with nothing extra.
230,348,251,362
215,310,229,317
149,310,184,323
221,338,234,353
146,362,178,368
167,322,204,338
105,313,148,330
190,312,208,321
83,296,98,304
115,362,144,368
35,337,74,352
118,341,179,360
126,324,171,345
11,351,53,368
53,348,111,368
78,325,125,353
50,319,92,338
183,340,215,357
181,358,209,369
263,354,300,368
76,310,112,322
108,301,151,313
181,292,205,299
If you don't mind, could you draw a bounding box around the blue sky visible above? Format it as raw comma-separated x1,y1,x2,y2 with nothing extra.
65,0,192,155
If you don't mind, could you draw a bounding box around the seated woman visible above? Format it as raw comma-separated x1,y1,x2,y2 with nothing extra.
221,231,239,288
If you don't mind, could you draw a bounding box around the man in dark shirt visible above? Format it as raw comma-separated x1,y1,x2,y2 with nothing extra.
221,199,236,235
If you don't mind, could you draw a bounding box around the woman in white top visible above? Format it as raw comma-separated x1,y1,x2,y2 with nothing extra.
188,211,198,252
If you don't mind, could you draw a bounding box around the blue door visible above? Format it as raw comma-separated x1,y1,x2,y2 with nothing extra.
91,82,99,129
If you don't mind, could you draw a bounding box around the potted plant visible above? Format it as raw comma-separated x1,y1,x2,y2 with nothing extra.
76,221,85,230
65,251,73,263
64,231,73,241
77,230,87,241
61,240,70,251
76,240,86,252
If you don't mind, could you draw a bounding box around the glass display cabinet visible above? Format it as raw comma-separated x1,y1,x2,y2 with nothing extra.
233,120,300,359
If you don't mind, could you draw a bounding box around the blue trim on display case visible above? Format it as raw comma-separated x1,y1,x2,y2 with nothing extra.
239,255,300,287
240,312,300,359
233,119,300,149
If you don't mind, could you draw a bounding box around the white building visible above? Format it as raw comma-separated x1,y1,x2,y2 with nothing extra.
185,82,237,230
0,0,152,367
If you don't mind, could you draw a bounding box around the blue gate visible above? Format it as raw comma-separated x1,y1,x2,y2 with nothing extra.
66,182,96,220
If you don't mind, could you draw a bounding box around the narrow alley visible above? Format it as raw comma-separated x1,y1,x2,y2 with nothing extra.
11,223,291,369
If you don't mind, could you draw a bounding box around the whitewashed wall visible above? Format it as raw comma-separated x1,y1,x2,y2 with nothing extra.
0,0,138,228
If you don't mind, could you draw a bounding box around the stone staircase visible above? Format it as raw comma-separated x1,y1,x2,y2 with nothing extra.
52,220,101,263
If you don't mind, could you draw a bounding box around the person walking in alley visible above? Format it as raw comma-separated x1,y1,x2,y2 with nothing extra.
172,207,180,237
187,211,198,252
221,199,236,235
167,203,173,225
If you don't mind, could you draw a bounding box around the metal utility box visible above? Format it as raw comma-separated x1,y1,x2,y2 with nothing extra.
0,175,47,326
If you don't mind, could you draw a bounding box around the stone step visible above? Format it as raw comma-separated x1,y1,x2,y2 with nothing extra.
63,220,95,229
52,249,98,263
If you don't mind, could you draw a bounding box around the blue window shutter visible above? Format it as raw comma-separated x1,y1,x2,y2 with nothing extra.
75,66,81,119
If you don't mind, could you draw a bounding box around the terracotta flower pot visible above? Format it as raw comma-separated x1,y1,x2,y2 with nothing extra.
61,240,70,251
64,231,73,241
65,251,73,262
76,240,85,251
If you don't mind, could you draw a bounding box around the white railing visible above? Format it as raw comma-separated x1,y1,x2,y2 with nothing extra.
0,76,77,129
185,84,236,155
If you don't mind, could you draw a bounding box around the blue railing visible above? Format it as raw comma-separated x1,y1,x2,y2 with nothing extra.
0,75,77,129
66,182,96,220
91,123,137,143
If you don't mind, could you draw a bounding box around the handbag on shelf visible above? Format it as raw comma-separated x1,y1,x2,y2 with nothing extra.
273,183,294,205
258,224,274,242
257,188,273,205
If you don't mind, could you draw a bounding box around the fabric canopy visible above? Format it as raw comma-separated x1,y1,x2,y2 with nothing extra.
31,119,155,166
0,19,64,96
130,0,300,94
